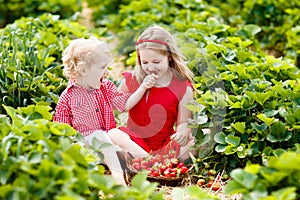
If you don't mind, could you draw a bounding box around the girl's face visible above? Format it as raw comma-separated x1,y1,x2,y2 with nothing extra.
139,49,170,77
81,53,110,89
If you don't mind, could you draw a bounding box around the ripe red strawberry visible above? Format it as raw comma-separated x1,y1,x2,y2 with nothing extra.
197,178,206,186
132,162,141,171
179,166,188,174
212,182,221,191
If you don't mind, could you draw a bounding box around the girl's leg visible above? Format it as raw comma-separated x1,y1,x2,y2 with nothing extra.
178,129,211,161
84,131,126,185
108,128,149,158
178,139,195,161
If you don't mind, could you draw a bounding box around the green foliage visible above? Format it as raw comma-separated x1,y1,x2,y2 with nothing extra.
171,186,219,200
212,0,300,65
2,0,300,197
0,104,99,199
0,13,107,114
0,105,165,199
225,146,300,200
0,0,82,28
87,0,300,66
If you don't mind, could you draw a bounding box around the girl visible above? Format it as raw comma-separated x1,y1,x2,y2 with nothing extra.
54,37,129,185
108,25,195,160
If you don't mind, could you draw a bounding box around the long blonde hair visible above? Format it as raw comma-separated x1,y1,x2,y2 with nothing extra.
134,25,194,85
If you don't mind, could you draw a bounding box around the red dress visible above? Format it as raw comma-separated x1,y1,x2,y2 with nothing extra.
119,72,192,155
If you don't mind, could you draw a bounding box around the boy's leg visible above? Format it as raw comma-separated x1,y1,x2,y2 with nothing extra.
84,131,126,185
108,128,149,158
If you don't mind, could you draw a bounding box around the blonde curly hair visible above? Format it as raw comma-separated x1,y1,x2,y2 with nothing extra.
62,37,111,79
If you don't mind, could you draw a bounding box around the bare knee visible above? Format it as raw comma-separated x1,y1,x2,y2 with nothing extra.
108,128,130,147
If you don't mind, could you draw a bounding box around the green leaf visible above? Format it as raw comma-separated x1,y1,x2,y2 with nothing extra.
246,91,274,106
0,185,13,198
231,122,246,134
237,146,246,158
257,114,275,126
28,151,43,164
215,144,226,152
65,144,88,167
251,123,267,132
270,187,297,200
131,172,148,189
131,172,158,195
230,168,258,190
224,145,237,155
89,173,114,190
268,152,300,170
225,135,240,147
185,185,219,199
225,180,248,195
260,167,288,186
171,188,184,200
267,121,291,142
243,24,262,36
214,132,226,144
229,101,242,109
244,164,261,174
185,101,205,112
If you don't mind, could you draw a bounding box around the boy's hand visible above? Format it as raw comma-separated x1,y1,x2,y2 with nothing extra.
141,74,158,89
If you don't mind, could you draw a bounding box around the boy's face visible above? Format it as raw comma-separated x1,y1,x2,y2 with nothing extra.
82,53,111,89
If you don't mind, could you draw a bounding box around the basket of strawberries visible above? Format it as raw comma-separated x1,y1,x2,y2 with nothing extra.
126,150,190,186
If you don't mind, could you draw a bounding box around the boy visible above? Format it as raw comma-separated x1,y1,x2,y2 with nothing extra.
54,37,129,185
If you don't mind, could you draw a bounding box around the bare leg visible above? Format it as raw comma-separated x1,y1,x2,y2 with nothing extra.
178,128,211,161
101,149,126,185
108,128,149,158
178,139,195,161
84,131,126,185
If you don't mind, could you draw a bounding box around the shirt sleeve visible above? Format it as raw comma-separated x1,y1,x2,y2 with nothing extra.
53,90,72,125
104,79,131,112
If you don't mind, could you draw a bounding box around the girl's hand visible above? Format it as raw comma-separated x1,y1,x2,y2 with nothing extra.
141,74,158,89
171,131,193,146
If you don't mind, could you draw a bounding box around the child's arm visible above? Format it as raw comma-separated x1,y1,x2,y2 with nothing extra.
171,86,194,146
53,93,72,125
120,74,158,111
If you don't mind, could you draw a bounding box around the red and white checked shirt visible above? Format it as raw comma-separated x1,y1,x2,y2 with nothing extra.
53,79,130,136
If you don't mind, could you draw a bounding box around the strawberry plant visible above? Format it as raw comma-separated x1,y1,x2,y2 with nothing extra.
0,0,83,28
0,13,109,114
225,145,300,199
0,104,165,199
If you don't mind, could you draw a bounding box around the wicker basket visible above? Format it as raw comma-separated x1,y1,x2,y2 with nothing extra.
125,154,186,187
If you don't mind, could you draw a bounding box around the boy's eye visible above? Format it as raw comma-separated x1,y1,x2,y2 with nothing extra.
153,61,160,64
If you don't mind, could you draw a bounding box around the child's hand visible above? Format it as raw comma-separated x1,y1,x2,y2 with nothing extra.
171,131,193,146
141,74,158,89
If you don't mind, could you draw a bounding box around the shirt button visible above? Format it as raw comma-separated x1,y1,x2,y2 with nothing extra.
96,108,99,112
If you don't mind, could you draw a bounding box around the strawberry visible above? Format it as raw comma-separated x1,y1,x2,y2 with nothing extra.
179,166,188,174
197,178,206,186
212,182,221,191
132,162,141,171
207,180,214,187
